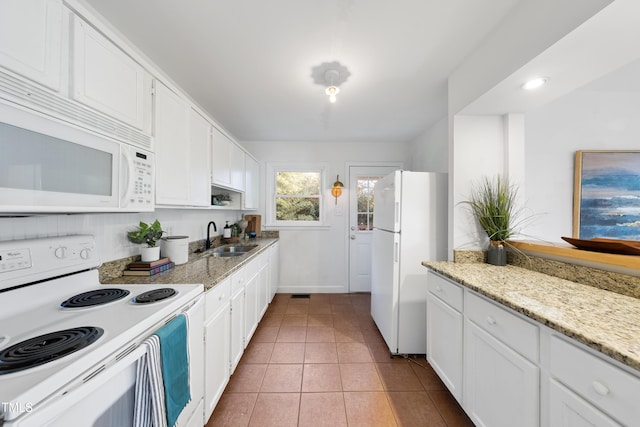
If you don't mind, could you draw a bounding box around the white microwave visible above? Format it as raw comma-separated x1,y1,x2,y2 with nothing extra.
0,103,154,213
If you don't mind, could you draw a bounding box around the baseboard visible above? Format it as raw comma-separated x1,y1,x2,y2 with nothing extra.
276,285,347,294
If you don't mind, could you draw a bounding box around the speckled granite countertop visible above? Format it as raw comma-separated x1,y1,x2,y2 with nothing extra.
104,238,278,291
422,261,640,372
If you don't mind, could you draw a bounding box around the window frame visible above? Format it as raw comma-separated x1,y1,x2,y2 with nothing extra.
266,162,328,228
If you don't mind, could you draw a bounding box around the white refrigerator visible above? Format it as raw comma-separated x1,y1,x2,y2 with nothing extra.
371,170,447,355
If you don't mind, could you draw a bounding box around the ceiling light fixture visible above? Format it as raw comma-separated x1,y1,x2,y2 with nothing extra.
522,77,549,91
324,69,341,103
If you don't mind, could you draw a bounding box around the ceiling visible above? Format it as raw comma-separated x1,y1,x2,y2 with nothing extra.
83,0,520,143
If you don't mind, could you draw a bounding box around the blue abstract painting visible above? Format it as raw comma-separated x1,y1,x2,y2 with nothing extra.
577,151,640,240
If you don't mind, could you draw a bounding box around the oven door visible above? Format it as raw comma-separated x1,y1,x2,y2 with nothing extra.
10,345,145,427
0,103,120,213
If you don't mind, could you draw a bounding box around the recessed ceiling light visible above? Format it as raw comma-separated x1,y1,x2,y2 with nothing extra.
522,77,549,90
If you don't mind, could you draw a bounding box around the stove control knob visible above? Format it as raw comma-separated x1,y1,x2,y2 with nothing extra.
54,246,67,259
80,248,91,260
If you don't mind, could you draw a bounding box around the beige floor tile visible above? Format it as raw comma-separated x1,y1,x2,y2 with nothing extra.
307,303,332,314
301,363,342,392
307,313,334,326
226,363,267,393
248,393,300,427
269,342,305,364
334,326,365,343
240,342,274,364
276,325,307,342
386,391,447,427
306,326,335,342
337,342,373,363
285,304,309,315
340,363,383,391
280,314,308,326
343,391,397,426
304,342,339,363
376,363,424,391
260,364,303,392
206,392,257,427
428,390,475,427
298,392,348,427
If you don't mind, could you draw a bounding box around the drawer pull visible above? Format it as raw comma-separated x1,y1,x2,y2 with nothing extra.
219,294,225,301
486,316,496,325
592,380,610,396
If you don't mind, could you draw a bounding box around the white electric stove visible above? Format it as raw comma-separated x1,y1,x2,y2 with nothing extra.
0,235,204,427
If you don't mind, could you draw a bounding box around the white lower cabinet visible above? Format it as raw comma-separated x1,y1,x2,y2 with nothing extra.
230,269,246,374
204,277,231,422
549,379,620,427
257,254,269,319
244,267,258,347
268,242,280,303
426,269,640,427
464,319,539,427
426,272,463,402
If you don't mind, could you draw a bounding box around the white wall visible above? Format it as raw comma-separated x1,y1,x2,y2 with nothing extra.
0,209,242,262
242,140,408,293
523,59,640,242
408,116,448,173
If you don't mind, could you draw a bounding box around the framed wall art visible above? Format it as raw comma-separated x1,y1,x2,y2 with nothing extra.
573,150,640,240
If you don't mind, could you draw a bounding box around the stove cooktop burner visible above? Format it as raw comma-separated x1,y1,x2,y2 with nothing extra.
133,288,177,304
0,327,104,375
61,288,130,308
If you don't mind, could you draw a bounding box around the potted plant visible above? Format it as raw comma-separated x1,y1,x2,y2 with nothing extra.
212,193,232,206
127,220,165,262
464,175,522,266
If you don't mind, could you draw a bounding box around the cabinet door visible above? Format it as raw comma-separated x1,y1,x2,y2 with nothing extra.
550,379,621,427
244,272,258,346
257,260,269,319
154,82,190,205
230,287,245,373
211,127,231,188
464,320,539,427
204,303,230,422
244,155,259,210
269,242,280,302
427,294,463,402
189,109,212,206
71,14,149,131
0,0,63,91
230,142,245,191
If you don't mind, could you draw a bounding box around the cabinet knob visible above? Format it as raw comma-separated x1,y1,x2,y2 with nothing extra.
486,316,496,325
592,380,610,396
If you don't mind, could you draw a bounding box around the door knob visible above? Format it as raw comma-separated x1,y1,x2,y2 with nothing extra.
351,226,356,230
350,235,356,240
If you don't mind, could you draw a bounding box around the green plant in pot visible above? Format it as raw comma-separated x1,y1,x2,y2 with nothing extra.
127,220,165,262
464,175,520,266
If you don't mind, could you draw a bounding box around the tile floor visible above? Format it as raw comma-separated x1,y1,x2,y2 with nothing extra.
206,293,475,427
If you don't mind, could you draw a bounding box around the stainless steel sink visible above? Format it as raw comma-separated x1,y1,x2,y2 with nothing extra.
206,245,258,257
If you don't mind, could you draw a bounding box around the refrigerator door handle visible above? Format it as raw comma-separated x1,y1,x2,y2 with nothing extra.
394,241,399,263
395,202,399,225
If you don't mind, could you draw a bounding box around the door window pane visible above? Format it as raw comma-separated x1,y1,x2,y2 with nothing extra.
356,176,381,231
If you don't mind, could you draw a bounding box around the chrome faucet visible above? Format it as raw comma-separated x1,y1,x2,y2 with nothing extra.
205,221,217,250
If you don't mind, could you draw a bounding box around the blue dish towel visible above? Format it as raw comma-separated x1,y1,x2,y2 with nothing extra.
155,314,190,427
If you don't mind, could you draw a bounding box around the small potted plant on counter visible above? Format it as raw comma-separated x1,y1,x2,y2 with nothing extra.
127,219,165,262
464,175,526,266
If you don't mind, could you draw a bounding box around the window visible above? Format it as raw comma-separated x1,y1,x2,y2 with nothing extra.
356,176,380,230
267,164,326,226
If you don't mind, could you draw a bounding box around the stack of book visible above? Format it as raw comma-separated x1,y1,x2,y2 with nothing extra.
123,257,175,276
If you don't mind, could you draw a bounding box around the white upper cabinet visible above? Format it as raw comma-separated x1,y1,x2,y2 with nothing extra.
211,126,232,188
189,109,213,207
211,126,245,192
243,154,259,210
230,142,245,192
0,0,63,91
154,81,190,206
71,13,151,133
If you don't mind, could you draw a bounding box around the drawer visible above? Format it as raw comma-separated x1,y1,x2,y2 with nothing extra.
550,335,640,426
465,291,539,361
205,276,230,319
231,268,246,295
427,271,463,312
243,256,260,281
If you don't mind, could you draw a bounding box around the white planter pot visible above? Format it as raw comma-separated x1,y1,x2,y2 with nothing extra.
140,246,161,262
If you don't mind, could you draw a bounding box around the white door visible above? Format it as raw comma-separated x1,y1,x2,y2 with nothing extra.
348,165,399,292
